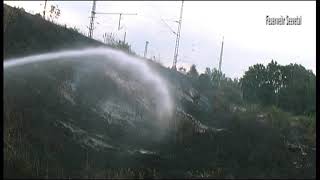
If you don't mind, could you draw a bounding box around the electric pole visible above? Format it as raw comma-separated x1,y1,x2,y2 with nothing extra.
144,41,149,58
87,1,138,40
158,53,161,63
43,0,47,19
218,36,224,87
172,1,184,70
123,31,127,43
88,0,97,38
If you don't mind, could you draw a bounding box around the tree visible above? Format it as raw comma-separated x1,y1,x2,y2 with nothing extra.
211,68,223,87
204,67,211,77
240,63,268,104
48,5,61,23
197,73,212,92
241,60,316,115
4,4,14,34
178,66,187,74
277,63,316,115
194,67,242,105
187,64,199,78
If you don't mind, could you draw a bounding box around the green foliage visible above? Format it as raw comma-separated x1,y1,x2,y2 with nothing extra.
200,67,243,105
197,73,212,91
240,60,316,115
178,66,187,74
48,5,61,22
206,68,223,87
278,64,316,115
240,63,267,103
187,64,199,78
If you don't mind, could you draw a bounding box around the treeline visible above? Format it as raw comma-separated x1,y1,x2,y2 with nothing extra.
183,60,316,116
183,65,242,105
240,60,315,116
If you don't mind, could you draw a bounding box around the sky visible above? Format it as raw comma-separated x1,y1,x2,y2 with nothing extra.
4,1,316,78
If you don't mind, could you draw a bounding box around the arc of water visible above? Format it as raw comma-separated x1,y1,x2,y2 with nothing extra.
4,47,174,123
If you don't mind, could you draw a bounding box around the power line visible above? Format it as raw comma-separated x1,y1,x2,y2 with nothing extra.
160,18,177,35
148,4,178,36
87,0,137,39
108,4,178,38
94,12,137,30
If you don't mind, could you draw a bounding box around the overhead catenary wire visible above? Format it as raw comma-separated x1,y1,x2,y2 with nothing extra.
160,18,177,35
87,0,137,39
139,2,185,69
148,4,179,36
87,1,186,68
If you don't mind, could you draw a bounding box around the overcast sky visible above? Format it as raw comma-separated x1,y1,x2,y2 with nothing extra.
4,1,316,78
